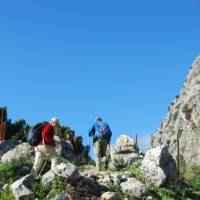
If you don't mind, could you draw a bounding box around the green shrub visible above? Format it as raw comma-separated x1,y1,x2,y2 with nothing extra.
52,176,67,196
0,186,15,200
183,164,200,181
122,160,145,183
0,160,31,184
149,186,176,200
31,178,48,200
106,182,145,200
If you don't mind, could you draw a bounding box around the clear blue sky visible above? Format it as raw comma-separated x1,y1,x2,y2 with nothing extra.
0,0,199,151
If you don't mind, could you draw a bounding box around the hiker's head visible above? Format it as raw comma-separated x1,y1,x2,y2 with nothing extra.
77,136,83,143
50,117,61,128
95,116,102,122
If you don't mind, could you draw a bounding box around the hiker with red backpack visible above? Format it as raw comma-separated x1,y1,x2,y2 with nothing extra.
30,117,61,178
88,116,112,171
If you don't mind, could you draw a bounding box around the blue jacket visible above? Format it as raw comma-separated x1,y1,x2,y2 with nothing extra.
88,121,112,142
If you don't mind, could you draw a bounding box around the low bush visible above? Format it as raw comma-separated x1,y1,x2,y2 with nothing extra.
0,160,31,184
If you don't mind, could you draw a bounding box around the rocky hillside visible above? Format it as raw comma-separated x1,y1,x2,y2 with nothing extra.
1,136,200,199
153,55,200,165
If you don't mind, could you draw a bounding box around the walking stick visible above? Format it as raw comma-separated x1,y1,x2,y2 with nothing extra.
87,136,90,164
39,160,47,176
105,143,111,170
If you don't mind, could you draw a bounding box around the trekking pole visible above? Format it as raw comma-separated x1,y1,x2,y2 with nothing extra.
87,136,90,164
0,109,3,141
105,143,111,170
39,160,47,176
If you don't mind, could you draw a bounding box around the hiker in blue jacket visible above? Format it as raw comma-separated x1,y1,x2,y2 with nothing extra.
88,116,112,171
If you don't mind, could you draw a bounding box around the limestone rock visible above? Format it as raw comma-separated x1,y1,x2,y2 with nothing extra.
100,191,120,200
153,56,200,165
10,174,34,200
54,136,75,159
1,143,34,163
120,177,148,198
141,145,177,186
116,135,135,147
55,163,80,180
0,140,21,159
42,170,56,191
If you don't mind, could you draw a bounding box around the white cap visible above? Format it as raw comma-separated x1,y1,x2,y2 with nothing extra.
50,117,61,127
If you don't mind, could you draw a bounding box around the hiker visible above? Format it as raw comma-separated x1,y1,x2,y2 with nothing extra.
66,132,77,151
31,117,61,177
74,136,85,164
88,116,112,171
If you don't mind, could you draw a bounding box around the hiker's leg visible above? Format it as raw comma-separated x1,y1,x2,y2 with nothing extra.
32,147,43,177
48,145,59,172
51,156,59,172
94,140,101,171
101,139,108,157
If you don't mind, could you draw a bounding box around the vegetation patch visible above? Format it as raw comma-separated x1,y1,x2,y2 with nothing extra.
122,160,145,183
0,186,15,200
0,160,31,184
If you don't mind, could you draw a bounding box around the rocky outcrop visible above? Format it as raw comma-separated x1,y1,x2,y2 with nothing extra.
54,136,74,160
109,135,142,169
153,56,200,165
10,174,34,200
1,143,34,163
141,145,177,186
0,140,21,159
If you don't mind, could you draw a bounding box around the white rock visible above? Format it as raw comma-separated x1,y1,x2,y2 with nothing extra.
10,174,34,200
120,178,147,198
42,170,56,191
1,143,34,163
141,146,177,186
100,191,120,200
116,135,135,147
55,163,80,180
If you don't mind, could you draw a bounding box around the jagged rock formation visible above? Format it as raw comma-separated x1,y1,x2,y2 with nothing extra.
153,55,200,165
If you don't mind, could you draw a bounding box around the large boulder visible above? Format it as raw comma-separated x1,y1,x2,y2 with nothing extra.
120,178,148,198
54,136,75,159
10,174,34,200
141,145,177,186
42,170,56,191
54,163,80,180
0,140,21,159
1,143,34,163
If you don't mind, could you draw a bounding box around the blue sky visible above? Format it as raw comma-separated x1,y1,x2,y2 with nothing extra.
0,0,199,151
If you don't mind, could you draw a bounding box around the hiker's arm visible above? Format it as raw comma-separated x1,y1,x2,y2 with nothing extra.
88,125,95,137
